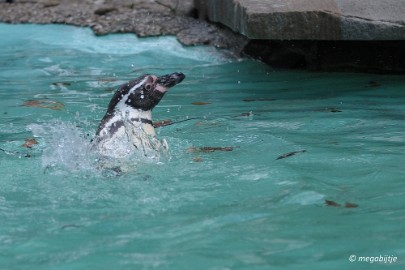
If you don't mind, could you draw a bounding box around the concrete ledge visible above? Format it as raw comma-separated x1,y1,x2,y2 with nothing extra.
199,0,405,40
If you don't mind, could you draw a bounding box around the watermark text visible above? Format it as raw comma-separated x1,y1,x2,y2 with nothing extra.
349,254,397,264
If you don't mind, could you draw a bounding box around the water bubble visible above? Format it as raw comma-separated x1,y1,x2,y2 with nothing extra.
238,81,241,84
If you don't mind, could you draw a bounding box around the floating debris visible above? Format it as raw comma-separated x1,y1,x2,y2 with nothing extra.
344,202,359,208
243,98,276,102
201,146,234,152
276,150,306,160
187,146,234,153
366,81,381,88
51,81,71,87
153,118,196,128
22,138,38,148
22,100,64,110
61,224,82,230
153,119,173,128
325,199,341,207
326,107,342,113
192,101,211,105
325,200,359,208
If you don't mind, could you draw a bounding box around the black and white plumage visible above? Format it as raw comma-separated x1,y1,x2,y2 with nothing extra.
92,72,185,158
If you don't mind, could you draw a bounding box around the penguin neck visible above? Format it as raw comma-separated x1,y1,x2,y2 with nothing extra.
117,106,156,136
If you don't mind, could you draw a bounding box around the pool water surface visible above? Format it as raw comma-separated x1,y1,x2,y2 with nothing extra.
0,24,404,270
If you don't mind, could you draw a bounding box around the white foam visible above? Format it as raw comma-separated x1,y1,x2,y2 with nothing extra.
27,122,96,173
27,120,168,175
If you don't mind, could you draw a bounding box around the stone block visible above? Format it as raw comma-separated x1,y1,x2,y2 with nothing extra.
197,0,405,40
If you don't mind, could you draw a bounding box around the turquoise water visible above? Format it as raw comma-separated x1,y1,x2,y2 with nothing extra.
1,23,405,270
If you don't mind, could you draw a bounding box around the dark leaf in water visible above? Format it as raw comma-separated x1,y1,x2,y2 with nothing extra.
23,100,64,110
327,107,342,113
22,138,38,148
61,224,82,230
344,202,359,208
51,81,71,87
243,98,276,102
325,200,359,208
200,147,233,153
366,81,381,88
240,111,254,117
276,150,306,160
325,200,341,207
192,101,211,105
153,119,173,128
187,146,234,153
242,98,256,102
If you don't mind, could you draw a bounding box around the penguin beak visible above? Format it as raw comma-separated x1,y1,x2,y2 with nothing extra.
157,72,185,88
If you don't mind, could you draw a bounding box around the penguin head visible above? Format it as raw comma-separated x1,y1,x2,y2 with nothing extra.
108,72,185,113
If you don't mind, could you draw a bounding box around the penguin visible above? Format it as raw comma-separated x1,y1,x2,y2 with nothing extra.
92,72,185,159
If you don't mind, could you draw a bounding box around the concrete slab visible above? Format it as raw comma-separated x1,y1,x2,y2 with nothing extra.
199,0,405,40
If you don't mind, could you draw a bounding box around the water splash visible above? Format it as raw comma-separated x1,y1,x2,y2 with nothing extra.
27,120,169,176
27,121,97,174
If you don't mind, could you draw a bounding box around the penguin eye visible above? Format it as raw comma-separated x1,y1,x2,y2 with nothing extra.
145,84,153,91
